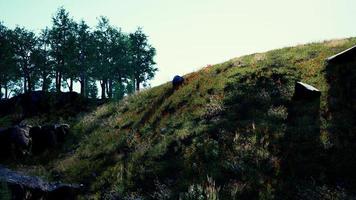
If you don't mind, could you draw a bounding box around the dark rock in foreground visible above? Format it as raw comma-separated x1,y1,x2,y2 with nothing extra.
293,81,321,101
0,166,81,200
30,124,70,155
0,125,32,158
284,81,321,178
0,124,70,159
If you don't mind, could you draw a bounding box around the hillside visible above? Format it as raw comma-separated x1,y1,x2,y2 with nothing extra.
2,38,356,199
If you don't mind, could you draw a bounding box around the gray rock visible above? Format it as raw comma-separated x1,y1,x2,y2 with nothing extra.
55,124,70,143
29,124,70,155
293,81,321,101
0,165,81,200
172,75,184,88
10,125,31,149
0,125,31,158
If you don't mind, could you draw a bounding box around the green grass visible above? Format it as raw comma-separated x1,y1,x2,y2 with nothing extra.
6,37,356,199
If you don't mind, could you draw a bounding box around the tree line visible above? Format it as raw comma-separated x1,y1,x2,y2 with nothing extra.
0,7,156,99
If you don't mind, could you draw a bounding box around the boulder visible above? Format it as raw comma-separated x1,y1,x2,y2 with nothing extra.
29,126,46,154
293,81,321,101
10,125,31,156
0,91,91,118
29,124,70,154
41,125,58,146
0,125,31,157
0,166,81,200
172,75,184,88
10,125,31,149
0,128,12,157
284,81,322,177
54,124,70,143
0,123,70,157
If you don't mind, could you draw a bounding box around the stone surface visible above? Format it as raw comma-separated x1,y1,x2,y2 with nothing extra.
10,125,31,156
0,165,81,200
29,124,70,155
293,81,321,101
172,75,184,88
0,91,91,118
0,125,31,157
0,124,70,157
326,45,356,64
284,81,322,178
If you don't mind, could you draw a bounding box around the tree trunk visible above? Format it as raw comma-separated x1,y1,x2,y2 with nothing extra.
55,71,58,91
80,80,85,96
57,72,62,93
101,80,106,99
24,76,27,93
84,78,89,97
27,75,32,92
108,79,113,98
55,71,61,92
136,79,140,91
42,74,48,92
117,73,123,99
69,78,73,92
4,83,8,99
80,73,85,96
56,58,64,93
105,80,109,98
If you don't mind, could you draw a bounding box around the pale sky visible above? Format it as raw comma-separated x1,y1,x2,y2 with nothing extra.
1,0,356,88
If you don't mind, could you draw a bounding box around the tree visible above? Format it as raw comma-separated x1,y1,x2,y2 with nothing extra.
108,27,130,99
0,8,158,98
129,28,157,91
49,7,76,92
12,27,37,93
92,17,112,99
62,21,79,92
31,28,53,91
0,23,18,98
76,20,94,96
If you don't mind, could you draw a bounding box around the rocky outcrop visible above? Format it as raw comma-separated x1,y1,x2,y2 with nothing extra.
0,124,70,158
325,45,356,183
0,166,81,200
292,81,321,100
172,75,184,89
30,124,70,155
0,125,32,158
0,91,91,119
284,81,321,178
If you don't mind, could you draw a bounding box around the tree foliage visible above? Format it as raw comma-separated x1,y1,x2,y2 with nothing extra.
0,7,156,99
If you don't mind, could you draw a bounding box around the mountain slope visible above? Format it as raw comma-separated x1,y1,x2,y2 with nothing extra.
29,38,356,199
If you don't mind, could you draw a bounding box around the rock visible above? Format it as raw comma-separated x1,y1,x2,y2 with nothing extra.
293,81,321,101
0,91,91,118
42,125,59,146
0,128,13,157
0,125,31,158
55,124,70,143
172,75,184,88
288,81,321,127
29,126,46,154
284,81,322,177
29,124,70,154
0,123,70,157
10,125,31,149
0,165,81,200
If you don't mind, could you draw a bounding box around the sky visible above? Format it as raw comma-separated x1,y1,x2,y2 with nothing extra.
1,0,356,89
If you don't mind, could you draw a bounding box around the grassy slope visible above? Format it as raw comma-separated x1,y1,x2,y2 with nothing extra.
40,38,356,199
